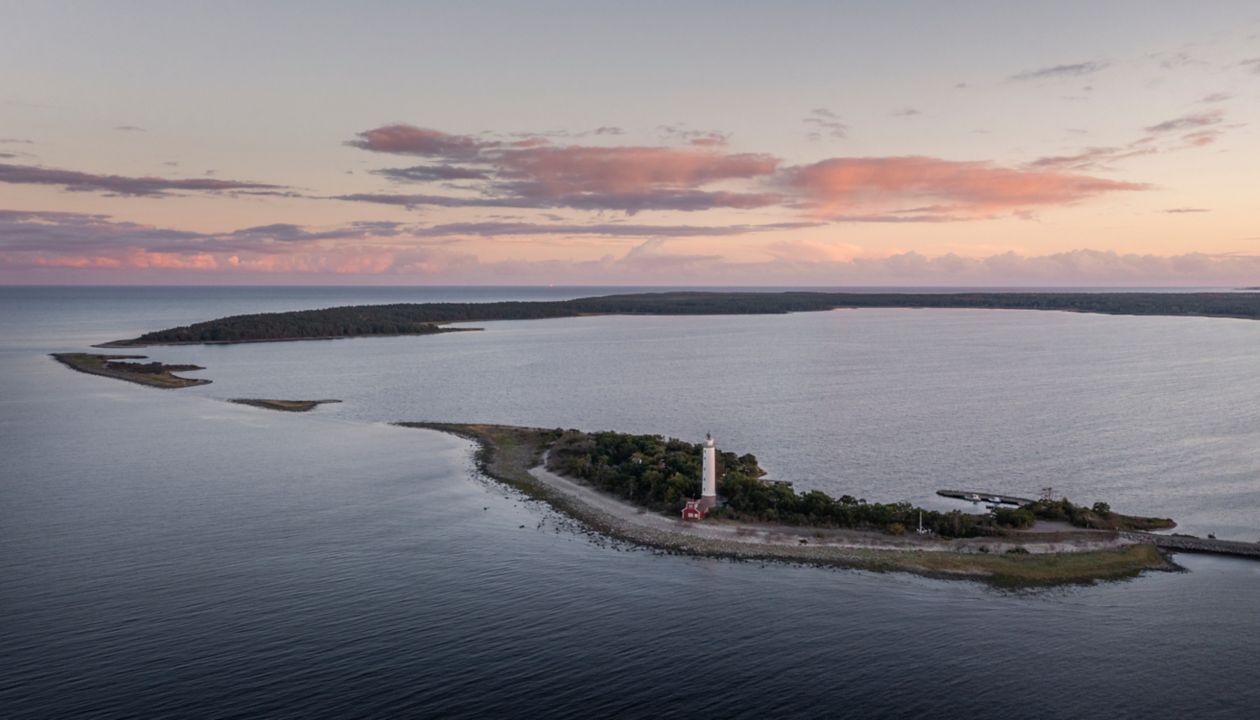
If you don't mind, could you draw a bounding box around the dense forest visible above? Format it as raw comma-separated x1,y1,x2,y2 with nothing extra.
107,290,1260,345
109,302,580,345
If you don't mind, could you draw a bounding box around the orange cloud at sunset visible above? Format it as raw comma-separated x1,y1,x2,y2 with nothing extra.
3,206,1257,286
784,157,1148,221
328,124,1154,223
348,125,490,159
1,78,1253,285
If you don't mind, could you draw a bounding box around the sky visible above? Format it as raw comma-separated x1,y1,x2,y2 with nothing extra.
2,0,1259,286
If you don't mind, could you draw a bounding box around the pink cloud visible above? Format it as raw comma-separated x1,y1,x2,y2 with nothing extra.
346,124,1152,220
1181,130,1221,147
784,156,1147,219
29,255,122,269
126,251,220,270
347,125,490,159
1144,109,1224,134
346,124,781,213
1028,108,1233,173
763,239,863,262
497,145,778,194
1025,145,1157,172
2,208,1250,286
12,244,1260,288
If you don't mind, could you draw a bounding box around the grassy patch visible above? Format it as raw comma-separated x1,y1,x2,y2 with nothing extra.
395,422,560,495
877,544,1173,586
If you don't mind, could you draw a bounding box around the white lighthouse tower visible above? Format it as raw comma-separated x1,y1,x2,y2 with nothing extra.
701,433,717,501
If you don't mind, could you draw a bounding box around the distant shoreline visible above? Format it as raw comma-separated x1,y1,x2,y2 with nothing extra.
95,327,479,348
398,422,1176,586
103,290,1260,347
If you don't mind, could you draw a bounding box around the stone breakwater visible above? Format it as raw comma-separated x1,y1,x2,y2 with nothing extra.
1122,532,1260,558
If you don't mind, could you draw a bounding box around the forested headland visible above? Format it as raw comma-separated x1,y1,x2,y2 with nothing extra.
102,291,1260,346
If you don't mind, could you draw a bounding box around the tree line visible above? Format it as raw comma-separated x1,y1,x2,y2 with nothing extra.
118,291,1260,345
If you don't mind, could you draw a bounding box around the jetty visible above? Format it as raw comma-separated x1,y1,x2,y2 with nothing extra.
937,489,1035,506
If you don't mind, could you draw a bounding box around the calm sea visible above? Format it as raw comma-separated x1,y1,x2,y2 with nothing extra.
2,286,1259,719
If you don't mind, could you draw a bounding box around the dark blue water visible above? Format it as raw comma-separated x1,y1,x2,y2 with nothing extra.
3,286,1259,719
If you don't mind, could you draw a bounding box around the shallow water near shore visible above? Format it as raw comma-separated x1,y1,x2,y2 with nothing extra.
3,286,1259,718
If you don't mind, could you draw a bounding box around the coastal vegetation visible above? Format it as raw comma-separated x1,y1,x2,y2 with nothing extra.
546,429,763,513
545,428,1172,538
51,353,210,388
1026,498,1176,532
101,303,554,346
887,544,1169,586
103,290,1260,346
229,398,342,412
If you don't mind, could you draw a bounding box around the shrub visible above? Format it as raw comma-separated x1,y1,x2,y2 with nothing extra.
994,507,1036,529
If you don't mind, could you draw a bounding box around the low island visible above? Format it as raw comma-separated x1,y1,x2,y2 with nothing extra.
102,290,1260,347
51,353,210,389
229,398,342,412
398,422,1187,586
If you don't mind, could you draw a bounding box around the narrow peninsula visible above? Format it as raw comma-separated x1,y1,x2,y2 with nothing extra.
398,422,1186,586
103,290,1260,346
51,353,210,389
229,398,342,412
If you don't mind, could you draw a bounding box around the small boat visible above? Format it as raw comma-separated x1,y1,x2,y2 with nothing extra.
987,496,1003,504
965,494,982,502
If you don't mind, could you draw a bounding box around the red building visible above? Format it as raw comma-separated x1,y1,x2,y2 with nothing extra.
681,499,707,520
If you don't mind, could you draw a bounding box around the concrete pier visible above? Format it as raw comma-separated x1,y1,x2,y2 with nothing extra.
936,489,1035,506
